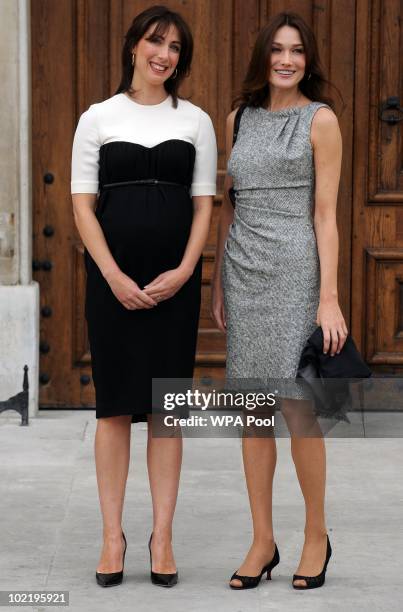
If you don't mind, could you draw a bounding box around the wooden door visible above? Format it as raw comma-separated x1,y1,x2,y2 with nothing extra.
32,0,356,409
352,0,403,373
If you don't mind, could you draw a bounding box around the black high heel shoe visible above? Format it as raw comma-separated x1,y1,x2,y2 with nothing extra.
95,531,127,587
292,534,332,590
229,543,280,590
148,532,178,587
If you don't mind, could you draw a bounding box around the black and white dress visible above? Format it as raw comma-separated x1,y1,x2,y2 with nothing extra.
71,93,217,422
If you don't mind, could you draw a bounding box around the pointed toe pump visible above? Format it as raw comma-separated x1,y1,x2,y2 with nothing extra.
229,543,280,590
148,533,178,587
95,531,127,587
292,534,332,590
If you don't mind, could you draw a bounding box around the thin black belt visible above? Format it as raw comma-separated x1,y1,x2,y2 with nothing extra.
102,179,188,190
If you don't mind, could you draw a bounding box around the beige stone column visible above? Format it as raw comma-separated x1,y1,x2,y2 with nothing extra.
0,0,39,419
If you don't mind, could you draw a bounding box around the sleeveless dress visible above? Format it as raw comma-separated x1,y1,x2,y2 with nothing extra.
71,93,217,422
222,101,331,400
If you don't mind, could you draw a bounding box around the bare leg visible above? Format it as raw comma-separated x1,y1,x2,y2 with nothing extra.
95,415,132,572
230,434,277,587
147,414,182,573
283,398,328,587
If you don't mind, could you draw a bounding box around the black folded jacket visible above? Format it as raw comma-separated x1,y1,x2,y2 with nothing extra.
296,327,372,421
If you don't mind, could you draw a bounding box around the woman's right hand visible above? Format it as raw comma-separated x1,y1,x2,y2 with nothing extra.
211,282,227,332
107,270,158,310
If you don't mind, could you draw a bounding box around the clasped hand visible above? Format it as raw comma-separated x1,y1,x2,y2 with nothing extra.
107,267,190,310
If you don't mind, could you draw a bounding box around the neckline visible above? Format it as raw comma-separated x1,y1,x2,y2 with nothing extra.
120,92,171,108
259,101,316,117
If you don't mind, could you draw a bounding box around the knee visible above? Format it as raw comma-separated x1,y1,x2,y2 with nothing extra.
148,413,183,438
280,399,317,435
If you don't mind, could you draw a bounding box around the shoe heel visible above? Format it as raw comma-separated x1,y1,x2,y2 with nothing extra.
148,532,178,587
229,543,279,590
95,530,127,588
292,534,331,590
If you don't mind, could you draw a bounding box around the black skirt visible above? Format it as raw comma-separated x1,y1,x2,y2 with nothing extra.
84,139,201,422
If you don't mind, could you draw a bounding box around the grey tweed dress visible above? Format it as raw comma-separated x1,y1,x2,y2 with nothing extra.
222,101,331,400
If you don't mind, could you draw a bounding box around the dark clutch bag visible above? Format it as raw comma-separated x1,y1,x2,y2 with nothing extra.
296,326,372,420
297,327,372,379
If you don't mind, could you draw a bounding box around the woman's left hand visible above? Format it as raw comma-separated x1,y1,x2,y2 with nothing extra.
143,267,191,303
316,299,348,355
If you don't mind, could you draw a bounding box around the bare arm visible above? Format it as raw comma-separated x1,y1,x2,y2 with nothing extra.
180,195,214,275
210,109,237,332
72,194,119,280
72,194,157,309
311,107,348,355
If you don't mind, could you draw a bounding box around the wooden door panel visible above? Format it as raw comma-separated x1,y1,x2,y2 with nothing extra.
32,0,78,407
75,0,111,113
367,0,403,201
353,0,403,373
72,243,89,367
205,201,221,252
365,248,403,365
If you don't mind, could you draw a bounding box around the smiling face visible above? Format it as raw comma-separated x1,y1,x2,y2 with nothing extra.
132,22,181,86
268,25,306,89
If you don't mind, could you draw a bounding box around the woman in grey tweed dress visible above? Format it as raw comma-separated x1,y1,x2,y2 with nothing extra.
212,12,348,591
223,101,326,397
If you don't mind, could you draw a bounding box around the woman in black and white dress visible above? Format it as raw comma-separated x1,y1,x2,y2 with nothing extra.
71,6,216,587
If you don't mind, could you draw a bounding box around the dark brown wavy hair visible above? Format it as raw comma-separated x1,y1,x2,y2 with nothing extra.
114,5,193,109
233,11,344,113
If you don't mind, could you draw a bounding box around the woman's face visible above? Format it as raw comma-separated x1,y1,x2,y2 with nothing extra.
132,23,181,85
268,25,306,89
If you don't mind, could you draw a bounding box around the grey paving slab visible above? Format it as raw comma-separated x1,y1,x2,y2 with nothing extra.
0,410,402,612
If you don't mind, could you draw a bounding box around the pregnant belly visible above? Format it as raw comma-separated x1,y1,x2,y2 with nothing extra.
97,188,193,280
100,188,191,246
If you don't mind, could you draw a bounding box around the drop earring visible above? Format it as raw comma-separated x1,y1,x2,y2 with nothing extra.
131,52,135,66
307,72,312,80
171,68,178,79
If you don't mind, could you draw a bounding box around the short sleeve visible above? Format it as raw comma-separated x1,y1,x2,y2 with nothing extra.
190,110,217,197
71,104,101,194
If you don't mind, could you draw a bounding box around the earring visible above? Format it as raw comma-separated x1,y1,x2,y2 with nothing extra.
171,68,178,79
131,52,135,66
307,72,312,80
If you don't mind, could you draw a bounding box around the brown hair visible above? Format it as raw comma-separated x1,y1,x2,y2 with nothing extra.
233,11,344,113
114,5,193,109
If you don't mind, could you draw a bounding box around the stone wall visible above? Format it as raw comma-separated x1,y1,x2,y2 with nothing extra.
0,0,39,418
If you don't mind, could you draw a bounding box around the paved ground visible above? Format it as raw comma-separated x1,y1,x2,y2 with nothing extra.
0,409,402,611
